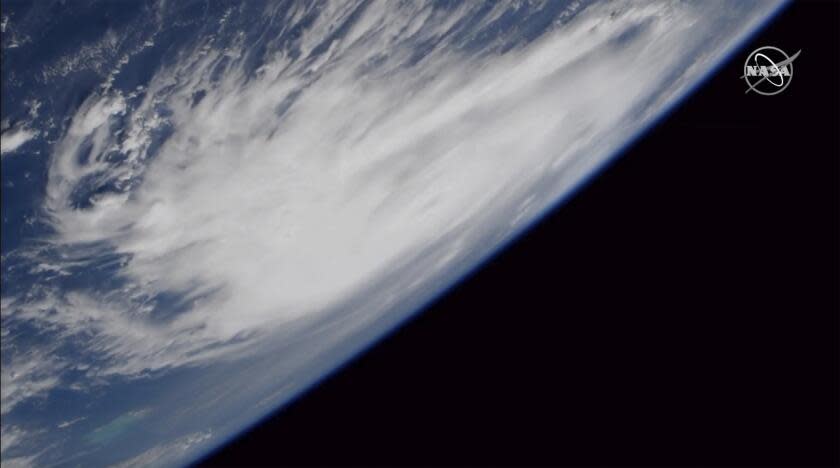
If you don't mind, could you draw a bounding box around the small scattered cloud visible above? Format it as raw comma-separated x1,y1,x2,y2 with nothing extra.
57,417,86,429
0,126,38,156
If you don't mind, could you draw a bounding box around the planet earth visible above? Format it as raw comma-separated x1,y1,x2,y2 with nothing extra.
1,1,785,466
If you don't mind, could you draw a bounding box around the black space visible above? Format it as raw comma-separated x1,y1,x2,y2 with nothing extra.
199,2,839,466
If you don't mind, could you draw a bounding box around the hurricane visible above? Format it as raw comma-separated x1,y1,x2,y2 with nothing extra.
1,1,784,466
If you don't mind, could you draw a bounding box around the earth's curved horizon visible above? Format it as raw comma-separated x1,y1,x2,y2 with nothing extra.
1,1,785,466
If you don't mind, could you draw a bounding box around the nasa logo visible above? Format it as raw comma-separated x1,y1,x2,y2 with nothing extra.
741,46,801,95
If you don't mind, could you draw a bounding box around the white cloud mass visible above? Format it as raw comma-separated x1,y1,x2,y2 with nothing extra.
0,0,783,466
0,126,37,156
39,0,757,366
